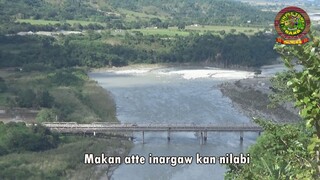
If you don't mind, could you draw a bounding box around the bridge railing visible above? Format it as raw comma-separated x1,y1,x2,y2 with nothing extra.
41,122,263,130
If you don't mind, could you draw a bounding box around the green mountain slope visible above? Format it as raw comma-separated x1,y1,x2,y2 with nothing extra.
0,0,275,26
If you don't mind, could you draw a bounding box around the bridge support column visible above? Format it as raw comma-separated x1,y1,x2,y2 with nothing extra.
167,129,171,141
142,131,145,144
258,131,261,136
240,131,244,143
204,131,207,142
93,131,96,136
200,131,204,145
129,132,134,141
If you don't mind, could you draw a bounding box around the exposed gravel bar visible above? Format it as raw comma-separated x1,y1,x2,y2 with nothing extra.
219,77,301,123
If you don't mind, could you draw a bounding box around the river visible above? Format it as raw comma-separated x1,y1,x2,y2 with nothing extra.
89,66,274,180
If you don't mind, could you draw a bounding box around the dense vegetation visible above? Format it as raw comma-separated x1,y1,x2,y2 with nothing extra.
0,31,277,69
226,33,320,179
1,0,274,24
0,0,105,21
0,133,132,179
0,122,59,156
0,0,275,34
106,0,275,26
0,68,117,123
0,67,126,179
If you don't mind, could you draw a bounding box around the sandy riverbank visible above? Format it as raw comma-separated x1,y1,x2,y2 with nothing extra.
219,77,301,123
90,62,258,72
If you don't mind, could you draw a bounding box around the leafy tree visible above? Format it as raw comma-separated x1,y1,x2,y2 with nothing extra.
269,71,295,106
49,71,84,87
226,119,314,179
0,77,7,93
150,18,162,26
0,122,59,154
226,32,320,179
178,22,186,30
35,90,54,108
36,108,58,123
274,33,320,175
16,89,36,108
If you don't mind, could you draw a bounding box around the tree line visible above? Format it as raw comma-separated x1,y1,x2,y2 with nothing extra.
0,122,60,156
0,32,277,69
0,0,274,33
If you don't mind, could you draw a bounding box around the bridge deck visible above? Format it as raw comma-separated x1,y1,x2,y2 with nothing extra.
42,122,263,133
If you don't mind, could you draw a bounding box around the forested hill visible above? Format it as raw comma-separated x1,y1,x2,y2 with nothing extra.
106,0,275,26
0,0,275,26
0,0,102,21
0,0,278,69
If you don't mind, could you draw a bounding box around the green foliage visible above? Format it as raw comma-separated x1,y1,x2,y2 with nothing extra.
0,137,132,180
0,32,277,69
178,22,186,30
274,33,320,174
0,77,7,93
14,89,54,108
0,68,118,123
0,0,105,22
228,32,320,179
49,70,84,87
0,0,274,34
35,90,54,108
16,89,36,108
0,122,59,155
230,29,237,34
226,32,320,179
107,0,274,26
22,63,53,72
226,119,314,179
36,108,58,123
269,71,295,107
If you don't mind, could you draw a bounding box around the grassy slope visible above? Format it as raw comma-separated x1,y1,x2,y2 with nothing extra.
118,8,168,22
128,26,261,37
0,68,131,179
0,137,132,180
0,69,117,123
185,25,261,34
16,18,261,36
16,19,104,26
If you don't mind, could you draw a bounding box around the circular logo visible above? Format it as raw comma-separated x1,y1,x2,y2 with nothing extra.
274,6,310,40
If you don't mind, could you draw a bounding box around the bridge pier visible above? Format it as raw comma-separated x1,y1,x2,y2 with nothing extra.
127,132,134,141
142,131,145,144
240,131,244,143
198,131,208,145
204,131,207,142
200,132,204,145
167,129,171,141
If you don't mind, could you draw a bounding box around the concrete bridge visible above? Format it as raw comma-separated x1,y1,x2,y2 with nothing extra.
42,122,263,144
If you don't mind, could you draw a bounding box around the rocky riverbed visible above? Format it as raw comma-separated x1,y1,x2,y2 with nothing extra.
219,77,301,123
